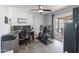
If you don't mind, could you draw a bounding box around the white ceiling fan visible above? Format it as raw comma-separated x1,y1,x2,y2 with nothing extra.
30,5,52,13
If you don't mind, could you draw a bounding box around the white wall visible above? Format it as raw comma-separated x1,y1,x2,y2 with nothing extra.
44,13,52,26
8,7,33,26
33,14,45,36
0,6,9,24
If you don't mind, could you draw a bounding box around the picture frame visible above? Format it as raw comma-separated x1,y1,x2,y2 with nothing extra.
5,16,8,24
17,18,27,23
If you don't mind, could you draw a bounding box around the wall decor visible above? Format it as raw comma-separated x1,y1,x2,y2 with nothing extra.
4,16,8,24
17,18,27,24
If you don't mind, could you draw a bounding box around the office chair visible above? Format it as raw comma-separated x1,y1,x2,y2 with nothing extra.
19,28,30,45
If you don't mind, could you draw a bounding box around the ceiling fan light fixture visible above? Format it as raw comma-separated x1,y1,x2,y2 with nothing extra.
39,10,43,13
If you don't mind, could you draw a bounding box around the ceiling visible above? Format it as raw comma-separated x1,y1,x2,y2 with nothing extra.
8,5,72,14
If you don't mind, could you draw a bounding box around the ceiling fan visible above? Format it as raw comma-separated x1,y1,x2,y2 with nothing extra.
30,5,51,13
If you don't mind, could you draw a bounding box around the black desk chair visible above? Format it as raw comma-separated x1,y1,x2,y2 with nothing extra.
19,29,30,45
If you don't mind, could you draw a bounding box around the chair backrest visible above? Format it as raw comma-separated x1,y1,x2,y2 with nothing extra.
43,27,48,34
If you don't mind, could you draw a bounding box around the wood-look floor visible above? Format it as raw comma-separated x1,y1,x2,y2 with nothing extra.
15,39,63,53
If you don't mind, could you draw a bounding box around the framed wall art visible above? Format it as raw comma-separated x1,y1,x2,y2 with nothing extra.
17,18,27,24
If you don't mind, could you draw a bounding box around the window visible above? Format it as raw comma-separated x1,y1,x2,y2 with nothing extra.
55,15,72,34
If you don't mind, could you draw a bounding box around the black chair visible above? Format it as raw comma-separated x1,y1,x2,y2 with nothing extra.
38,26,52,45
19,29,30,45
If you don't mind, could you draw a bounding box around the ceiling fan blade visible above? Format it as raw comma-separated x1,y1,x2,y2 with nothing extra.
43,9,51,11
30,9,39,11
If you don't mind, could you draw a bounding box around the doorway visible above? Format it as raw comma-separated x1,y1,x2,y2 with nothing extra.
55,15,72,42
